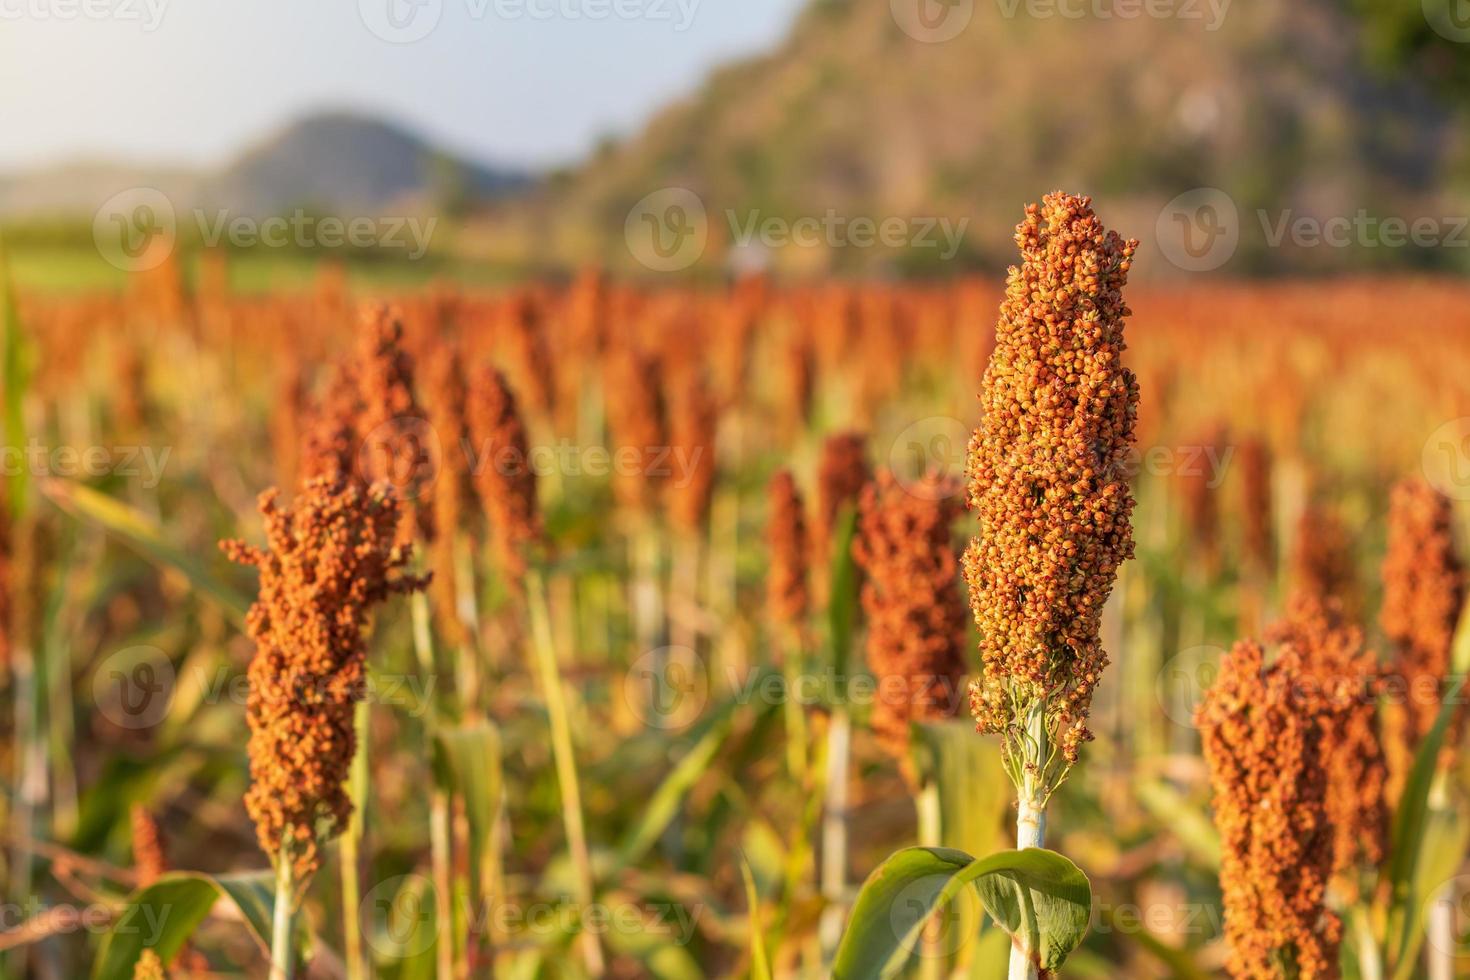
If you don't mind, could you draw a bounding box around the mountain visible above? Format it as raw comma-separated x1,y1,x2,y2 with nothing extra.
505,0,1462,276
0,112,530,219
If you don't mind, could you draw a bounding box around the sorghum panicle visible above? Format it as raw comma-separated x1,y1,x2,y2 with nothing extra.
853,471,969,777
814,431,871,566
668,368,718,534
1380,477,1466,800
602,345,667,515
1238,436,1274,575
132,949,166,980
1179,424,1226,574
222,477,427,878
766,469,810,632
503,290,555,419
355,306,437,545
466,366,541,584
965,191,1139,770
423,344,480,643
1267,597,1389,879
130,804,168,887
1197,640,1341,980
1289,504,1360,623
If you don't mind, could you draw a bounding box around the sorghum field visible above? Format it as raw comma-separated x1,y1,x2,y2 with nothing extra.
4,193,1470,980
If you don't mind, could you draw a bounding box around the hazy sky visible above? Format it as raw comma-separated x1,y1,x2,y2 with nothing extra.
0,0,805,173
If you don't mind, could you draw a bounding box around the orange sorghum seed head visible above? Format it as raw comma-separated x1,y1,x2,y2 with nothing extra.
667,368,719,534
1380,477,1465,802
1197,639,1342,980
222,476,427,879
466,366,541,584
766,469,810,631
132,949,166,980
1179,424,1226,575
602,345,667,516
964,192,1138,772
355,305,437,545
502,290,555,420
1289,504,1359,623
1267,597,1388,881
853,471,969,775
130,804,168,887
1238,436,1274,576
815,431,871,565
423,344,480,644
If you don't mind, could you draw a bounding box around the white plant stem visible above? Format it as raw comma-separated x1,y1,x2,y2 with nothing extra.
1009,706,1047,980
818,706,852,968
270,845,295,980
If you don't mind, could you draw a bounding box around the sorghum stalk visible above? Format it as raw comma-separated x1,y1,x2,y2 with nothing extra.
767,469,811,782
963,193,1138,980
667,367,718,655
527,572,605,975
271,841,295,980
814,432,871,967
1379,477,1465,805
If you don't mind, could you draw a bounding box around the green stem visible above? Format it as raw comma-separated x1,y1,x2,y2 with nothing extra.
527,570,605,976
410,590,456,980
341,700,368,980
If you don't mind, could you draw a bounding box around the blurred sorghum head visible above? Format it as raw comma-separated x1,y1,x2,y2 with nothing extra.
853,470,969,781
766,469,810,633
1197,639,1341,980
467,366,542,584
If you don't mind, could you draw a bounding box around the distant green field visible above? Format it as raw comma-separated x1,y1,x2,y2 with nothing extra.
4,241,524,294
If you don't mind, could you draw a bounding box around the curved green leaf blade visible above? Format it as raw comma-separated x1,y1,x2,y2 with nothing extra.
434,722,503,878
970,849,1092,973
1385,673,1467,970
41,479,250,623
832,846,1091,980
741,858,772,980
92,870,276,980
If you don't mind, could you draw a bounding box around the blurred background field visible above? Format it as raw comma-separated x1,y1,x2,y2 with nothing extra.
6,0,1470,977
